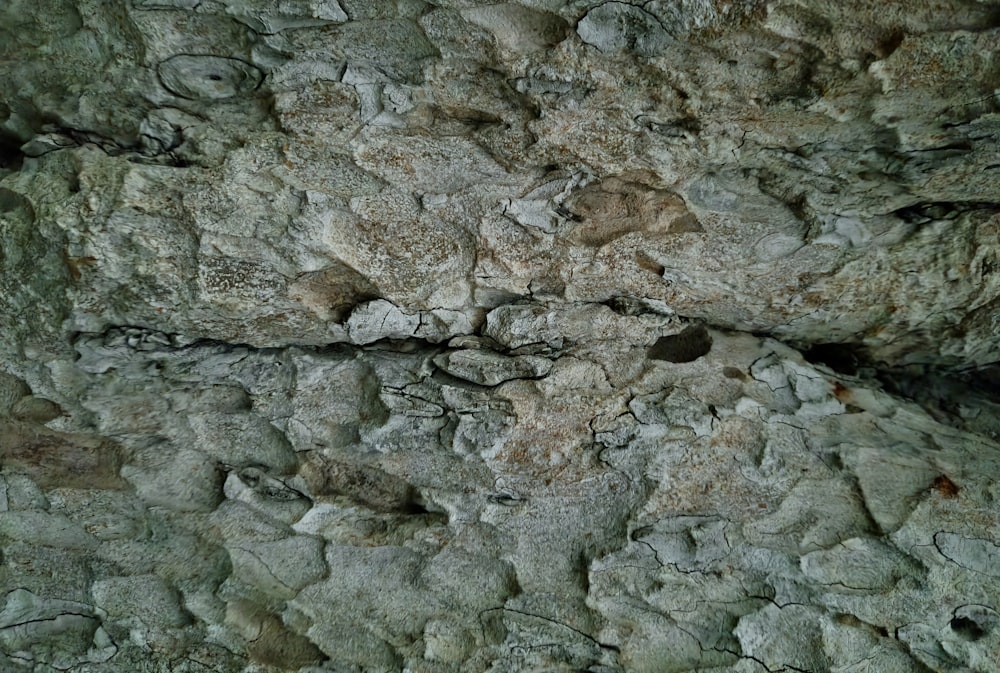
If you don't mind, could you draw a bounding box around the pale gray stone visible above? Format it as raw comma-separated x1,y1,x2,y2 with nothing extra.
5,0,1000,670
91,574,188,628
0,589,113,670
189,412,298,473
157,55,264,101
577,3,674,57
461,4,569,53
433,348,552,386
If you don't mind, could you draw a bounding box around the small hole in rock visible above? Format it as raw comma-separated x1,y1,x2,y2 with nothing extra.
649,324,712,363
0,131,24,172
950,617,986,641
873,28,905,60
207,74,223,81
803,343,863,375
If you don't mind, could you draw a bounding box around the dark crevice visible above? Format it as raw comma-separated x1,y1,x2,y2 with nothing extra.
762,331,1000,438
802,342,865,376
648,324,713,363
876,362,1000,432
0,130,25,171
893,200,1000,223
949,616,986,641
72,312,1000,438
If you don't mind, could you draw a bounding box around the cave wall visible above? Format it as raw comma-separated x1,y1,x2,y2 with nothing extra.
2,1,1000,671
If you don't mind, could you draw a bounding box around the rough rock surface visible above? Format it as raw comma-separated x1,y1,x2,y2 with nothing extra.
2,1,1000,672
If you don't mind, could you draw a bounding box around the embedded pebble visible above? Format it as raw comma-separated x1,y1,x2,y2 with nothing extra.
91,574,188,628
576,2,674,56
157,55,263,100
433,348,551,386
300,452,422,513
189,412,298,473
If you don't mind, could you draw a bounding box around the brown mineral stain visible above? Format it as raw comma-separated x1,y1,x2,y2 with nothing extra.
0,420,130,489
563,172,700,246
932,474,959,498
65,254,98,281
722,366,747,380
832,381,851,402
227,600,325,670
636,252,665,276
301,452,423,513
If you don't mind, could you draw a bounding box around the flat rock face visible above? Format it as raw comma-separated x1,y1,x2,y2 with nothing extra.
2,1,1000,672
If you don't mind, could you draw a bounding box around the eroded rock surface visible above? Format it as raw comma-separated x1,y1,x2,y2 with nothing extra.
2,0,1000,671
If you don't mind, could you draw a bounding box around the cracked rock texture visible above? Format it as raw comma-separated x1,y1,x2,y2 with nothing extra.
2,1,1000,671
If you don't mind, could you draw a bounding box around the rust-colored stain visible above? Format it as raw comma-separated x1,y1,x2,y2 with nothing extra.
1,421,129,490
301,452,421,513
932,474,960,498
65,254,98,281
564,172,701,247
722,366,747,381
832,381,851,402
636,252,665,276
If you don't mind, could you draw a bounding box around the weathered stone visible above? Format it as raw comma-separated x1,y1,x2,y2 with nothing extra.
225,599,326,669
0,589,114,670
189,412,298,473
211,500,328,599
157,55,264,101
10,395,63,423
0,422,128,490
461,4,569,54
5,0,1000,670
121,445,223,512
300,452,421,513
91,574,188,628
433,348,551,386
288,354,388,448
577,3,674,57
0,371,30,414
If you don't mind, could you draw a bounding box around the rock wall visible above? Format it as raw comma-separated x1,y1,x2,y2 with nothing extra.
2,1,1000,672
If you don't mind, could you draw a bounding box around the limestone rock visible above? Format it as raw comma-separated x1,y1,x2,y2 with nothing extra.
91,574,188,628
0,589,115,670
433,348,552,386
4,0,1000,670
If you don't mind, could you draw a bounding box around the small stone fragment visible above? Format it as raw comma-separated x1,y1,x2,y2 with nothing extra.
157,55,263,100
433,349,551,386
11,395,63,423
0,510,97,550
91,574,188,628
211,501,328,599
735,604,828,672
0,589,105,668
577,2,673,57
461,4,569,53
122,446,223,512
0,371,29,414
346,299,421,344
225,600,325,670
423,618,474,662
223,467,311,524
189,412,298,474
300,452,422,513
934,532,1000,577
800,536,914,591
289,355,388,449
